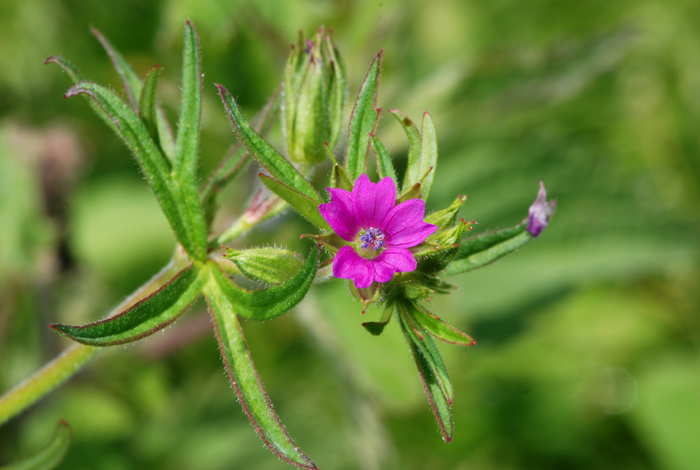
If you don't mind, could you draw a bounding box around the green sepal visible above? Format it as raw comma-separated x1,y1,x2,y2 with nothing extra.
411,302,476,346
50,265,205,346
424,195,466,228
349,279,381,307
203,283,317,470
1,420,72,470
259,174,330,230
330,163,353,191
371,135,398,184
139,65,163,152
64,81,207,260
223,246,304,285
218,84,323,204
445,223,533,276
388,109,421,193
361,300,394,336
344,51,382,180
206,244,320,321
398,303,454,442
397,183,422,203
174,20,201,180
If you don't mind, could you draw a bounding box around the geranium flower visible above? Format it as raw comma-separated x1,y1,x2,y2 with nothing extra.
319,174,438,289
527,180,556,237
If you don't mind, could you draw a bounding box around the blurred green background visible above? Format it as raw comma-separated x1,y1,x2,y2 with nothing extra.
1,0,699,469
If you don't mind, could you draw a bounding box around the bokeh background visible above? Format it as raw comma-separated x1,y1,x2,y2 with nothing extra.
1,0,699,469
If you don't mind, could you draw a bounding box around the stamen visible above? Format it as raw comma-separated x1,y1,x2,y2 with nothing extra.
359,227,385,251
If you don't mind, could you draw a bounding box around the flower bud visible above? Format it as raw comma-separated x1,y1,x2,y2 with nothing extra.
284,27,346,166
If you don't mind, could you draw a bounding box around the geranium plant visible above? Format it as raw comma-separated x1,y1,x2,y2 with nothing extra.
0,23,554,469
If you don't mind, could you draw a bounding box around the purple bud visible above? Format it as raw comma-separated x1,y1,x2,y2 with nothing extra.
527,181,556,237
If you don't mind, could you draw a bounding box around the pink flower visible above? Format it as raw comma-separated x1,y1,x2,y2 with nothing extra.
319,174,438,289
527,180,556,237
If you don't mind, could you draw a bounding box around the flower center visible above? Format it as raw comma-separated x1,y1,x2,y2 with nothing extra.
357,227,385,257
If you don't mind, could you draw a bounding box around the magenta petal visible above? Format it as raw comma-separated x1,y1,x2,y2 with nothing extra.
333,246,375,289
382,199,438,248
352,174,396,229
372,247,417,282
319,188,359,241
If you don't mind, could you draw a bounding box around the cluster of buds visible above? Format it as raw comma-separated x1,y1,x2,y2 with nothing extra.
283,27,346,167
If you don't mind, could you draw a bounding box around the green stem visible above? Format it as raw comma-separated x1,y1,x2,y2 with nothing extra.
0,253,188,425
0,345,98,426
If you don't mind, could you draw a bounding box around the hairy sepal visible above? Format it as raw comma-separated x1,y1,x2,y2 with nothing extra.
207,244,320,321
223,246,304,285
50,265,204,346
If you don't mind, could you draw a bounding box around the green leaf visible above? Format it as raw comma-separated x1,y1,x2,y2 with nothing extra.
218,84,322,204
90,27,142,108
223,246,304,285
90,27,176,162
45,56,121,136
65,81,206,260
418,112,438,200
206,244,320,321
445,223,533,276
389,109,421,193
259,174,330,230
0,420,71,470
344,51,382,180
139,65,163,149
203,282,317,470
371,135,398,184
398,306,454,442
174,20,201,180
411,301,476,346
50,265,204,346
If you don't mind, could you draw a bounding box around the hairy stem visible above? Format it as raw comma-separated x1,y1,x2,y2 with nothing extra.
0,251,188,425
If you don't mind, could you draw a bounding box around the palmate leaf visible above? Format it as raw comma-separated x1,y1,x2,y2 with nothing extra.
410,301,476,346
50,265,205,346
344,51,382,180
207,244,320,321
0,420,71,470
204,283,317,470
445,222,533,276
371,135,398,185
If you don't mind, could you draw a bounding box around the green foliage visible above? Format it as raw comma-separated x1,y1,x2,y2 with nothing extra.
344,52,382,180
